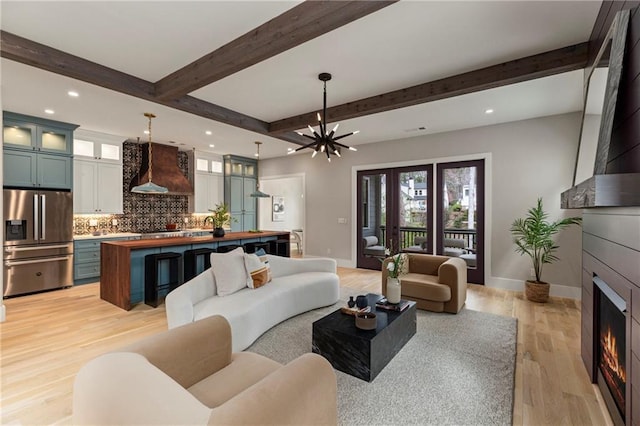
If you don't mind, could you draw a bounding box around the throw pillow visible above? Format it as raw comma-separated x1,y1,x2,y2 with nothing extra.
255,248,272,282
244,253,270,289
210,247,251,296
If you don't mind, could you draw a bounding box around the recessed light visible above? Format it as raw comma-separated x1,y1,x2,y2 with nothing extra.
205,130,212,135
68,91,79,97
44,109,55,114
143,130,150,135
209,144,215,148
485,109,494,114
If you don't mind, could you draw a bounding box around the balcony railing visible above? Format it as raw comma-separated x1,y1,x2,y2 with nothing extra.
379,226,476,250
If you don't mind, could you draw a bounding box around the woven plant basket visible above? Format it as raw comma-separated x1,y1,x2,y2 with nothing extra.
525,280,550,303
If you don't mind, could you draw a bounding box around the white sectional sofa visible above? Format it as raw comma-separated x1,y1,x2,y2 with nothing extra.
165,255,340,352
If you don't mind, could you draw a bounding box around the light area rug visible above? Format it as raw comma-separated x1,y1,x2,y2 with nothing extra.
246,288,517,426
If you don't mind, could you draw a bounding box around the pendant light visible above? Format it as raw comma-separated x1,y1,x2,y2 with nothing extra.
287,72,359,162
250,141,270,198
131,113,169,194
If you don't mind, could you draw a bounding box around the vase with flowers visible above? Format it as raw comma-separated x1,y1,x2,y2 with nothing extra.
384,246,407,304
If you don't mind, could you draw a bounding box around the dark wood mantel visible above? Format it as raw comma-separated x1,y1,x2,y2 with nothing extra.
561,173,640,209
100,231,289,310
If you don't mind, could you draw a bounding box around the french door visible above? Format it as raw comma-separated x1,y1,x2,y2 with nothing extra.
357,165,433,270
436,160,484,284
357,159,485,284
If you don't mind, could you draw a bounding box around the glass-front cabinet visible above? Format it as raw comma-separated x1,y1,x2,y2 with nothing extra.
2,111,77,190
73,129,123,163
3,113,74,155
3,121,35,149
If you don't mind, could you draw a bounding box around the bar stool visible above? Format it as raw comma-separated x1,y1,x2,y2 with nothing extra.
243,242,270,254
216,244,242,253
145,252,183,308
269,239,290,257
183,247,216,282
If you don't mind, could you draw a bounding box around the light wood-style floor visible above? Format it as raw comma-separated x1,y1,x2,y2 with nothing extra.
1,266,611,425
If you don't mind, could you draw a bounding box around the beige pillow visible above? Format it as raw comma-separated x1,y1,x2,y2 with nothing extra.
210,247,251,296
244,253,270,289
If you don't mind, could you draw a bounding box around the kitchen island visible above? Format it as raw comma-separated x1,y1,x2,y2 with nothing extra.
100,231,289,310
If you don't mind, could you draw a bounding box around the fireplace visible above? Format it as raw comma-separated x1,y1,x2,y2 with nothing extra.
594,276,627,426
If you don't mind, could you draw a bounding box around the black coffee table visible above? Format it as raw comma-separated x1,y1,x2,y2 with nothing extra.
312,293,416,382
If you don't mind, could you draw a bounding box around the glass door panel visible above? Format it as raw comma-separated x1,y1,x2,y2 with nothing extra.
396,168,431,253
3,124,34,148
437,160,484,284
40,129,69,152
357,170,389,270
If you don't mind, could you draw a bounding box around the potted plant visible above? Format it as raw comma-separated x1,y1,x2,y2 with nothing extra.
204,202,235,237
510,197,581,302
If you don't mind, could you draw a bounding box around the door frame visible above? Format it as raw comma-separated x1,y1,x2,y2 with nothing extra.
352,153,492,281
356,169,391,270
436,159,485,284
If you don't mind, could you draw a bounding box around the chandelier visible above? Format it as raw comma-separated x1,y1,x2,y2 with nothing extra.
288,73,358,162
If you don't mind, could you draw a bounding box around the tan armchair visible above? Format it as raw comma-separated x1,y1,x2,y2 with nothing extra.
73,315,337,425
382,254,467,314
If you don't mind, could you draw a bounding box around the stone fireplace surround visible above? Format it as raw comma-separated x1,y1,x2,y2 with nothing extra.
581,208,639,425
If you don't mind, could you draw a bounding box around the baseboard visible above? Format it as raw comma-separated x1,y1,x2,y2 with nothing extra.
487,276,581,300
0,303,5,322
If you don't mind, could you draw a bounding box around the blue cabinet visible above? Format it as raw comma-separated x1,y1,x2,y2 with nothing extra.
224,155,258,231
3,112,77,190
3,150,37,188
74,236,138,285
3,150,72,189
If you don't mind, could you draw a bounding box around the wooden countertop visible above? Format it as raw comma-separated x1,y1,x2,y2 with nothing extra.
100,230,289,311
101,230,289,250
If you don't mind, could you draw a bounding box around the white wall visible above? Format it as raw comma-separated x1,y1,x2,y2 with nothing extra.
574,113,601,184
256,175,304,232
259,113,584,295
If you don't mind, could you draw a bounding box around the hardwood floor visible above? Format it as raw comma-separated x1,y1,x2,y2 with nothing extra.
0,266,611,425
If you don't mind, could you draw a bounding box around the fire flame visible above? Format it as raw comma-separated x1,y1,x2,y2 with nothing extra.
601,326,626,383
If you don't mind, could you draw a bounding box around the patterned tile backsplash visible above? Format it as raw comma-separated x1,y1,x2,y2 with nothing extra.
73,142,210,235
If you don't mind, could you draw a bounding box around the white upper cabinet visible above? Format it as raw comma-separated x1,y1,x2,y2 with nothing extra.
73,160,123,214
189,151,224,213
73,129,124,163
195,156,223,174
73,129,124,214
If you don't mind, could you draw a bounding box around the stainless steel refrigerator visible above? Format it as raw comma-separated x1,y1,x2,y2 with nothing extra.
3,189,74,297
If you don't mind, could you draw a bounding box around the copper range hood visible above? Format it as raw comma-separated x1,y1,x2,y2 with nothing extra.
129,142,193,195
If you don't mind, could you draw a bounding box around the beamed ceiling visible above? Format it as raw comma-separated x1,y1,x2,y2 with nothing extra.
0,1,628,159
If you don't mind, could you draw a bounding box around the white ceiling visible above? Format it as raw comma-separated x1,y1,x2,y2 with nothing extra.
0,1,602,159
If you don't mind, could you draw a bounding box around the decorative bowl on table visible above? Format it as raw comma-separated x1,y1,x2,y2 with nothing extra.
355,312,377,330
165,223,178,230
